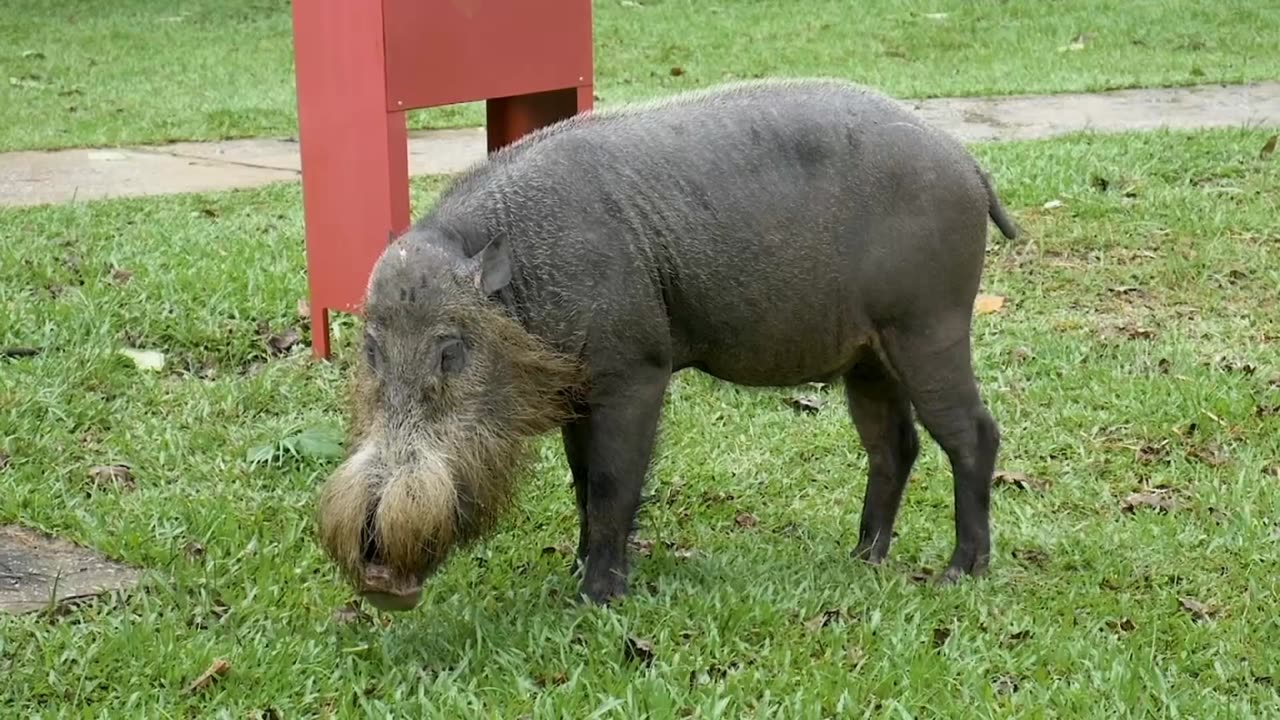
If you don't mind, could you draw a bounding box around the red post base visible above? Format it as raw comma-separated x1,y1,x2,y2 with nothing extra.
292,0,593,360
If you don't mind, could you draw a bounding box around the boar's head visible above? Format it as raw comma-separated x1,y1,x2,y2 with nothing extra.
314,230,583,611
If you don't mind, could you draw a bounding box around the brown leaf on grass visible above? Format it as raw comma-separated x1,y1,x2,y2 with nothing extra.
1005,629,1034,645
1186,441,1229,467
265,327,301,356
908,568,933,584
1106,617,1137,634
332,601,369,625
296,298,311,320
628,538,654,557
669,66,685,77
1136,441,1169,464
784,394,826,413
930,625,952,649
184,541,206,560
198,207,219,219
974,294,1006,314
1121,488,1179,513
1178,596,1220,623
1214,356,1257,375
185,658,231,694
993,674,1020,695
541,543,573,557
734,512,758,529
992,470,1049,492
88,464,136,491
1261,134,1278,160
624,635,655,666
804,608,843,632
534,670,569,688
109,266,133,285
1057,32,1093,51
1109,285,1146,298
1011,548,1049,567
1266,464,1280,480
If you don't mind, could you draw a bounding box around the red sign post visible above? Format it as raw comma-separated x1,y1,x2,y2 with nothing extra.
290,1,594,358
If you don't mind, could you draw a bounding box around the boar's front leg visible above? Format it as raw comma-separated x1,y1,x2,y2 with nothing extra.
566,366,670,605
845,353,921,564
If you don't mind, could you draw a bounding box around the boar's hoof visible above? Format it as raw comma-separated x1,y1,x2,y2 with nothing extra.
579,573,628,606
851,541,889,565
359,564,424,612
935,553,990,586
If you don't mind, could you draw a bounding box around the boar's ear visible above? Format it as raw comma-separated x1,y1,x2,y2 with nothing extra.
473,235,512,296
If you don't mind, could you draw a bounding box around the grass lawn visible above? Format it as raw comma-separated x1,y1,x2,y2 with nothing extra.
2,126,1279,716
1,0,1278,152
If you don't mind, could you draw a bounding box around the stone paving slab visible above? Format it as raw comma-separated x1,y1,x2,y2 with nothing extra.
2,82,1278,208
1,524,143,615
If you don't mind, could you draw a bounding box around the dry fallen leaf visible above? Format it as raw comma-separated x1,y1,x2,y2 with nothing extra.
296,298,311,320
1005,629,1034,645
804,608,843,632
1057,32,1092,52
992,470,1048,491
534,670,569,688
88,464,136,491
1042,199,1064,210
1186,441,1229,467
993,674,1020,695
332,601,369,625
541,543,573,557
266,327,301,356
628,538,655,557
1121,488,1179,513
119,348,165,371
1106,617,1137,634
623,635,655,666
734,512,758,529
1261,134,1278,160
930,625,952,649
1011,547,1049,566
974,294,1006,314
1136,441,1169,463
109,267,134,285
186,658,231,694
784,394,826,413
184,541,206,560
669,66,685,77
1178,596,1220,623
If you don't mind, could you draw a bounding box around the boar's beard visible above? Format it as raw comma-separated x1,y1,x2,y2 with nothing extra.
316,302,585,588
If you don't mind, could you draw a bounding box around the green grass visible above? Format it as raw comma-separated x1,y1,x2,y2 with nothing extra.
2,0,1278,152
3,127,1280,717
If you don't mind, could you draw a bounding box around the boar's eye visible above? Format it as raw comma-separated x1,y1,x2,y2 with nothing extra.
438,338,467,375
364,332,379,370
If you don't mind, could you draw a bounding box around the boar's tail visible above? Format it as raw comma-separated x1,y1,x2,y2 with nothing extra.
978,169,1019,241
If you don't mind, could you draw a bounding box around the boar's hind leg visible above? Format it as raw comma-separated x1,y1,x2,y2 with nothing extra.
883,322,1000,583
573,367,671,605
845,353,921,564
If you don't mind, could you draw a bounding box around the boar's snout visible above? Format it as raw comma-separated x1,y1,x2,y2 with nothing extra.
359,564,424,611
315,435,460,608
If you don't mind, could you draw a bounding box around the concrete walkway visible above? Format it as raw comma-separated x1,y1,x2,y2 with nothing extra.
3,82,1279,208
